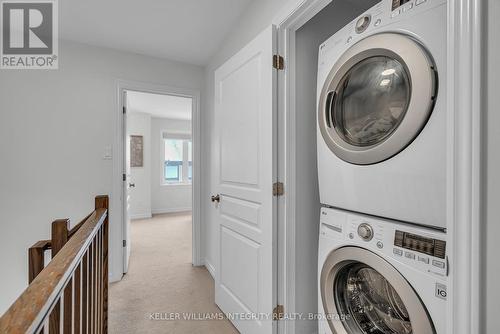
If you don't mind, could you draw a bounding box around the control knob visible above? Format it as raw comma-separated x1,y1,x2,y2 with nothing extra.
357,223,374,241
355,15,371,33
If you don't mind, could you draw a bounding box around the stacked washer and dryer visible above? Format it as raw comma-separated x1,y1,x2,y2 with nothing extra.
316,0,448,333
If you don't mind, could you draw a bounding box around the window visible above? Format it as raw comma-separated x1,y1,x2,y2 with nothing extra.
163,135,192,184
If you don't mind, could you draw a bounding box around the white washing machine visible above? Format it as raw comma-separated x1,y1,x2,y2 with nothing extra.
318,207,447,334
316,0,448,229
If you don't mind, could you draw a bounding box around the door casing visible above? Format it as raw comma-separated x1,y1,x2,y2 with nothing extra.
112,80,202,282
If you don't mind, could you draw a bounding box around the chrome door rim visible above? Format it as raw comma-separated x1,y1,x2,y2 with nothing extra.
318,33,437,165
320,246,435,334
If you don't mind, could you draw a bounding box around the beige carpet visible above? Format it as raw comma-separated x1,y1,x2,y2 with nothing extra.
109,212,238,334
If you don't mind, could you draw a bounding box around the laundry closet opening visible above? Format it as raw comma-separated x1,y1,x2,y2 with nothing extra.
280,1,380,333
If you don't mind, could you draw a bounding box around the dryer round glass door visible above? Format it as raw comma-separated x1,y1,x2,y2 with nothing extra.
320,247,435,334
318,33,437,165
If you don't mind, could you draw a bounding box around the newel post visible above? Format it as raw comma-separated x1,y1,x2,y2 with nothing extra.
28,240,51,283
95,195,109,334
51,219,70,257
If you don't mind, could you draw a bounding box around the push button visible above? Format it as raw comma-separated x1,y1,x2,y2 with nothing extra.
391,9,400,18
403,3,413,12
405,252,415,260
418,256,429,264
393,248,403,256
432,260,446,269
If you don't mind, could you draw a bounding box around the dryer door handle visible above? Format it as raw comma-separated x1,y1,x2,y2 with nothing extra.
325,90,336,128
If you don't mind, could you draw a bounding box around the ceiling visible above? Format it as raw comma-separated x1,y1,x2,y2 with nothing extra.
60,0,254,66
127,91,192,120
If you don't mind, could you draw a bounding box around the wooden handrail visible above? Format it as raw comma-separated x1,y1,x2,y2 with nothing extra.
0,195,109,334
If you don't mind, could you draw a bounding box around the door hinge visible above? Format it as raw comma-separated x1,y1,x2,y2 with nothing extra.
273,182,284,196
123,106,126,114
273,54,284,70
123,173,126,181
273,304,284,320
123,240,127,247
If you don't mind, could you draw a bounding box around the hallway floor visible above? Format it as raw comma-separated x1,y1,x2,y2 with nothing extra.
109,212,238,334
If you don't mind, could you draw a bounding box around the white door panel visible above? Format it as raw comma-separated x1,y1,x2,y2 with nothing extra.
214,25,277,334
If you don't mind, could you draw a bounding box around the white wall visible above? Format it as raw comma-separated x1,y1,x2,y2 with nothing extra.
151,117,192,214
127,112,152,219
484,0,500,331
0,40,203,315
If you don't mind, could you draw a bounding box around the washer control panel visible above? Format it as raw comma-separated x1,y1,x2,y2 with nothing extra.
320,207,448,277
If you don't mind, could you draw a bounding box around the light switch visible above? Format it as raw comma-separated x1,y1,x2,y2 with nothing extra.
103,145,113,160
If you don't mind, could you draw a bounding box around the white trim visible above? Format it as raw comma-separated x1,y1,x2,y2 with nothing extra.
162,132,191,139
130,213,153,220
151,208,192,215
275,2,332,334
272,0,331,27
159,183,192,187
446,1,483,334
203,259,216,279
113,79,203,283
274,1,485,334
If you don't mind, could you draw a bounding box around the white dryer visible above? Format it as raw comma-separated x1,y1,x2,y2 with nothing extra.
316,0,447,229
318,207,447,334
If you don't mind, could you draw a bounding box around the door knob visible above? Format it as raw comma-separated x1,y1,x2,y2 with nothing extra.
211,194,220,203
129,183,136,188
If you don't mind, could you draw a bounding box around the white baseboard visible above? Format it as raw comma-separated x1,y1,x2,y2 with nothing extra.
108,271,121,283
130,212,152,220
203,258,216,279
152,207,192,215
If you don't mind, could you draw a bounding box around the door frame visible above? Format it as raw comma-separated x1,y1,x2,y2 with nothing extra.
111,79,202,282
272,0,485,334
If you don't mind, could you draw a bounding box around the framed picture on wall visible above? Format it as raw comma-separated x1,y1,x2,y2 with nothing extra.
130,135,144,167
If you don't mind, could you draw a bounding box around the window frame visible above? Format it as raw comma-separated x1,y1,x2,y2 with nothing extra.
161,132,192,185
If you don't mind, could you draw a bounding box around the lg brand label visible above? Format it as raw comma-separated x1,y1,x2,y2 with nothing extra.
435,283,447,300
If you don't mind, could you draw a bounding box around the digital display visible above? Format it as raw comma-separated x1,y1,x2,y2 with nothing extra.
392,0,412,10
394,230,446,259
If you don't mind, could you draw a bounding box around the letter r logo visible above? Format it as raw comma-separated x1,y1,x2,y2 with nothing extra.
2,2,53,54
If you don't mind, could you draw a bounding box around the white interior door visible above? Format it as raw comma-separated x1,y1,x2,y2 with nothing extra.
213,25,277,334
123,90,131,274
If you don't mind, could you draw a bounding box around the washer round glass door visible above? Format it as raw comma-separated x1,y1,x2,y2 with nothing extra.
318,33,437,165
320,247,435,334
